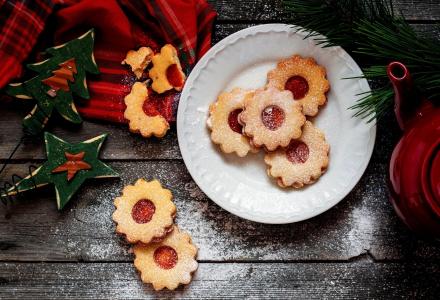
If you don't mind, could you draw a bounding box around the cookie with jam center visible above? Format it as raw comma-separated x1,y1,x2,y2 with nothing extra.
267,55,329,117
124,82,170,138
112,178,176,244
133,225,198,291
208,88,258,157
264,121,330,188
239,86,305,151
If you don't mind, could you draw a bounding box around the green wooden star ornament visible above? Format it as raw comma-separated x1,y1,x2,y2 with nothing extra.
2,132,119,210
6,29,99,135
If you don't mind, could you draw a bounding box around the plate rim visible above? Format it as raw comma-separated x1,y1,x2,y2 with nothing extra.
177,23,376,224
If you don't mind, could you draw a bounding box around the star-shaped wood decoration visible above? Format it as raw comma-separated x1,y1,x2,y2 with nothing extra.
3,132,118,210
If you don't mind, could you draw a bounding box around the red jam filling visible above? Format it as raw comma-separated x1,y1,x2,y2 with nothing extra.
154,246,178,269
285,76,309,100
142,89,163,117
141,87,174,121
166,64,184,88
131,199,156,224
261,105,285,131
228,109,243,133
286,141,309,163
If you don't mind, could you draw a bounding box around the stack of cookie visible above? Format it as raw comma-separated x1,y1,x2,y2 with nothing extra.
208,55,330,188
122,44,186,138
112,179,198,290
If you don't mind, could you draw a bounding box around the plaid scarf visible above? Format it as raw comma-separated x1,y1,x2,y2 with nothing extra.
0,0,216,123
0,0,54,88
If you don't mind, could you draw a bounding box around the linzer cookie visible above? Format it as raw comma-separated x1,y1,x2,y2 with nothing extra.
122,47,153,79
124,82,170,138
134,225,198,291
239,87,305,151
112,178,176,244
267,55,330,116
208,88,258,157
264,121,329,188
149,44,186,94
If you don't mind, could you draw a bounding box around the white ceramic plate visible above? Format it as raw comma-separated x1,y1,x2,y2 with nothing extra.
177,24,376,224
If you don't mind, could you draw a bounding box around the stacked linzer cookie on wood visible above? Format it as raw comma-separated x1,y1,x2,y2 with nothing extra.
112,179,198,290
208,55,330,188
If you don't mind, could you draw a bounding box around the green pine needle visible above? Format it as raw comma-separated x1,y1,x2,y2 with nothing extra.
283,0,440,122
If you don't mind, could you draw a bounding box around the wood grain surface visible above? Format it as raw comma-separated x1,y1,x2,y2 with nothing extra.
2,157,438,262
208,0,440,22
1,0,439,298
1,260,439,299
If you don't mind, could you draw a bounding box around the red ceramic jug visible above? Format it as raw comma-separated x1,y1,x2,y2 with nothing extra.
388,61,440,238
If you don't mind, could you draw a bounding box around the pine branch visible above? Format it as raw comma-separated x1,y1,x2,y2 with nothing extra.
283,0,440,121
283,0,396,49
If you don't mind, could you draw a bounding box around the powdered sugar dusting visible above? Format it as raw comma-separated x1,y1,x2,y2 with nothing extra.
1,152,429,263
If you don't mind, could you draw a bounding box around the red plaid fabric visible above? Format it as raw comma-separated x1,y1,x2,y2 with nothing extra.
0,0,54,88
1,0,216,124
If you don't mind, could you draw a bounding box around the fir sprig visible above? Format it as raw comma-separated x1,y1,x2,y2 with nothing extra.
283,0,440,121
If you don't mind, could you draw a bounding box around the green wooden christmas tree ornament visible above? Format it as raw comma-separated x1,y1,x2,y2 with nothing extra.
6,29,99,135
2,132,119,210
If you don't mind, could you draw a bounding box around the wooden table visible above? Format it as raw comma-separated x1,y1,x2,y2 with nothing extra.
1,1,439,298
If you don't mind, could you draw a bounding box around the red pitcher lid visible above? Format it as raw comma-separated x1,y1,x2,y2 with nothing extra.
422,140,440,216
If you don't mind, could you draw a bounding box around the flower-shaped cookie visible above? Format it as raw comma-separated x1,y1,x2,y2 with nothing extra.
124,82,170,138
267,55,330,116
208,88,258,157
122,47,153,79
149,44,186,94
134,225,198,291
264,121,329,188
239,87,305,151
112,178,176,244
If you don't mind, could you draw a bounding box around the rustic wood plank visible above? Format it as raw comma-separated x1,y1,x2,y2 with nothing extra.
391,0,440,21
213,23,440,44
0,101,181,160
0,261,439,299
1,142,440,262
0,3,438,299
209,0,285,22
208,0,440,22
